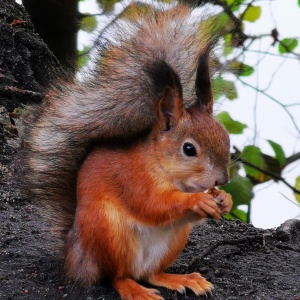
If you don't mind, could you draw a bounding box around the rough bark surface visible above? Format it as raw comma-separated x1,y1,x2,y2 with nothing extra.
0,1,300,300
0,0,60,111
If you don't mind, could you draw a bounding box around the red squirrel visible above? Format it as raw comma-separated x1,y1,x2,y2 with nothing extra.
25,5,232,300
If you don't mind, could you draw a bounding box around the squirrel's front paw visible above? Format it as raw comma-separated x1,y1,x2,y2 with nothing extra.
189,193,222,220
207,188,233,214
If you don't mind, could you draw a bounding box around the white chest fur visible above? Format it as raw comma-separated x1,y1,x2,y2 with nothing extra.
131,223,176,280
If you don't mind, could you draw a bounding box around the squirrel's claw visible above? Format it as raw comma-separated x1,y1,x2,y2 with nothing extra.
207,188,233,214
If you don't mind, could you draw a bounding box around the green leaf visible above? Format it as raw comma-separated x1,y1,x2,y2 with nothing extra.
221,174,254,208
267,140,286,166
224,34,233,57
216,112,247,134
226,0,234,4
77,46,90,69
96,0,120,12
213,75,237,100
295,176,300,203
298,0,300,7
224,207,248,222
226,0,246,12
240,64,254,76
199,13,233,39
242,6,261,22
278,38,298,53
241,145,264,178
229,61,254,77
77,56,89,69
80,16,97,33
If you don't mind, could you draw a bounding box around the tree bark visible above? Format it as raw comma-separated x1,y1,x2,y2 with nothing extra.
0,0,60,111
23,0,79,71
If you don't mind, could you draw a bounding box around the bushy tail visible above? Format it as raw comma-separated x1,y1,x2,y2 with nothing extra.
24,5,215,240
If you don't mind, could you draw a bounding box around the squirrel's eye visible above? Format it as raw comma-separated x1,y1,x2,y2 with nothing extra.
183,143,197,157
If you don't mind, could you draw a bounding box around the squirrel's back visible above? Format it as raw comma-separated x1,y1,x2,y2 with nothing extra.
25,4,217,241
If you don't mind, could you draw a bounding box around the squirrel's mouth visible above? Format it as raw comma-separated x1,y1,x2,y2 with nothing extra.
174,180,210,194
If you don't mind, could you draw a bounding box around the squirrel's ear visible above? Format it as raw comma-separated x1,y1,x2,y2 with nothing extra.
195,50,213,114
158,87,183,131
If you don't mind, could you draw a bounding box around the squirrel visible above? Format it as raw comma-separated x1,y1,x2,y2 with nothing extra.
24,5,233,300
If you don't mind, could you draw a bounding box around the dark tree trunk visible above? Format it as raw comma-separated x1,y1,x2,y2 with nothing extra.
0,0,61,111
23,0,79,72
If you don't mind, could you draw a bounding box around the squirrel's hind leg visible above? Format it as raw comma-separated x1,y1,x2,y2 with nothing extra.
113,278,163,300
148,272,213,297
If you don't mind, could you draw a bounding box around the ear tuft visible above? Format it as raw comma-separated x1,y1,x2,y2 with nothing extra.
195,50,214,114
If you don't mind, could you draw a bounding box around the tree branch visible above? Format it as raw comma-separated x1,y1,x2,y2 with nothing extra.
284,152,300,168
232,147,300,195
237,78,300,136
0,86,43,101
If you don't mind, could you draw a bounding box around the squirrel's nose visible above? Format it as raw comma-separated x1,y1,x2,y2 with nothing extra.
215,170,229,186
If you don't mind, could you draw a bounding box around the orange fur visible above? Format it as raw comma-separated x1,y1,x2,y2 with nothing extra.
64,87,233,299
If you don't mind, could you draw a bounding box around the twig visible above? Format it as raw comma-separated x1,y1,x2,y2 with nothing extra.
207,0,247,45
284,152,300,168
237,78,300,136
274,243,300,252
252,38,262,145
232,147,300,195
261,56,287,92
279,193,300,208
0,86,43,100
187,235,263,271
244,49,299,60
